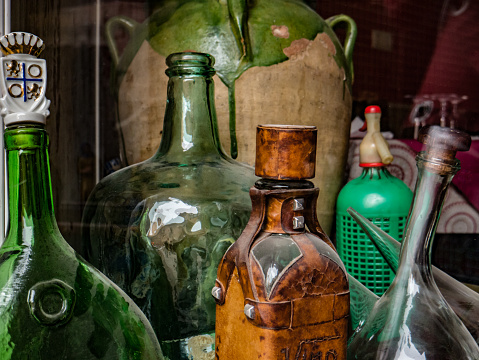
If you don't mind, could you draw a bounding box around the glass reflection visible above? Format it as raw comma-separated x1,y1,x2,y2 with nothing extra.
252,234,302,298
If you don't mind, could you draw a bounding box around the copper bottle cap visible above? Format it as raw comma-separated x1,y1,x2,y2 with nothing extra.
255,125,317,180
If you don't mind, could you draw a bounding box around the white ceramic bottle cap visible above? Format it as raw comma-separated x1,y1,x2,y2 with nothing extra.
0,32,50,126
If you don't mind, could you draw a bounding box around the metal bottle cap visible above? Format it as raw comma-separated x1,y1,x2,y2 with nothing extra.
0,32,50,126
255,124,317,180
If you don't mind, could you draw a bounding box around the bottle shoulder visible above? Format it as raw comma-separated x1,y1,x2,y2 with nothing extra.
337,170,413,214
90,156,256,198
304,232,348,275
250,232,349,301
338,175,412,198
83,157,256,230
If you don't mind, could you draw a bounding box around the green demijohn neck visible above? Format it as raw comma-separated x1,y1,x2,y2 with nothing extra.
347,125,479,359
3,126,59,247
154,52,224,164
0,32,163,360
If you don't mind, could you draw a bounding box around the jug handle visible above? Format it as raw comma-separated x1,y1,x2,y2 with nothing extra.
326,14,357,81
105,16,139,66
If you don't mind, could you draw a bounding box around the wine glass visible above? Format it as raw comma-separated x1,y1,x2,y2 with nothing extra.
409,95,434,139
450,94,468,129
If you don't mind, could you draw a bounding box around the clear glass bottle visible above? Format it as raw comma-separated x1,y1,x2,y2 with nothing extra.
0,32,163,359
81,52,257,359
336,105,413,296
214,125,350,359
347,125,479,359
347,207,479,342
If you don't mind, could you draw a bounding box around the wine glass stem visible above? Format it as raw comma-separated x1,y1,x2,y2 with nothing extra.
440,101,448,127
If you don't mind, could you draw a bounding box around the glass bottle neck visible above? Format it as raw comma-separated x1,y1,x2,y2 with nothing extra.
154,74,225,163
394,153,457,283
3,126,59,248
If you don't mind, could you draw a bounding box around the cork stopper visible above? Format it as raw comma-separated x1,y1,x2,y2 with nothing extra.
255,125,317,180
419,125,471,161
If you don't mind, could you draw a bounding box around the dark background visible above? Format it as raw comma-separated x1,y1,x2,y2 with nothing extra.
11,0,478,287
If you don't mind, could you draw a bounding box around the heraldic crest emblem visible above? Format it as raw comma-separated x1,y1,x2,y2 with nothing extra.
0,32,50,125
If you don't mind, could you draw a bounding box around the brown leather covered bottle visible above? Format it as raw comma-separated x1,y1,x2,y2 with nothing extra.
213,125,350,360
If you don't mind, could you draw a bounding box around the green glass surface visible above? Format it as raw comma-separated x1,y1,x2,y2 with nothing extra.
81,53,257,359
114,0,355,89
347,151,479,359
0,126,163,359
336,166,413,295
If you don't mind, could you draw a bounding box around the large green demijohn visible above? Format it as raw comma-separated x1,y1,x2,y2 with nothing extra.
82,52,257,359
0,32,163,360
106,0,357,234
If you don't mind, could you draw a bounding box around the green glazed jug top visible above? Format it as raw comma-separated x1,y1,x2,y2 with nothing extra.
106,1,357,90
105,1,357,160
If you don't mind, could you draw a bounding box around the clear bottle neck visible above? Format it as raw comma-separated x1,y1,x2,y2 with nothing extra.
394,152,458,285
3,125,59,248
154,66,225,164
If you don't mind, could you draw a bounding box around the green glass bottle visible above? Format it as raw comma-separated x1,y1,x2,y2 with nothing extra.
336,105,413,295
347,126,479,359
81,52,257,359
0,32,163,359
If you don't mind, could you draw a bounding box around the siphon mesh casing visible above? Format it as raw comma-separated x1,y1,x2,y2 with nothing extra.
336,212,407,295
335,166,413,296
